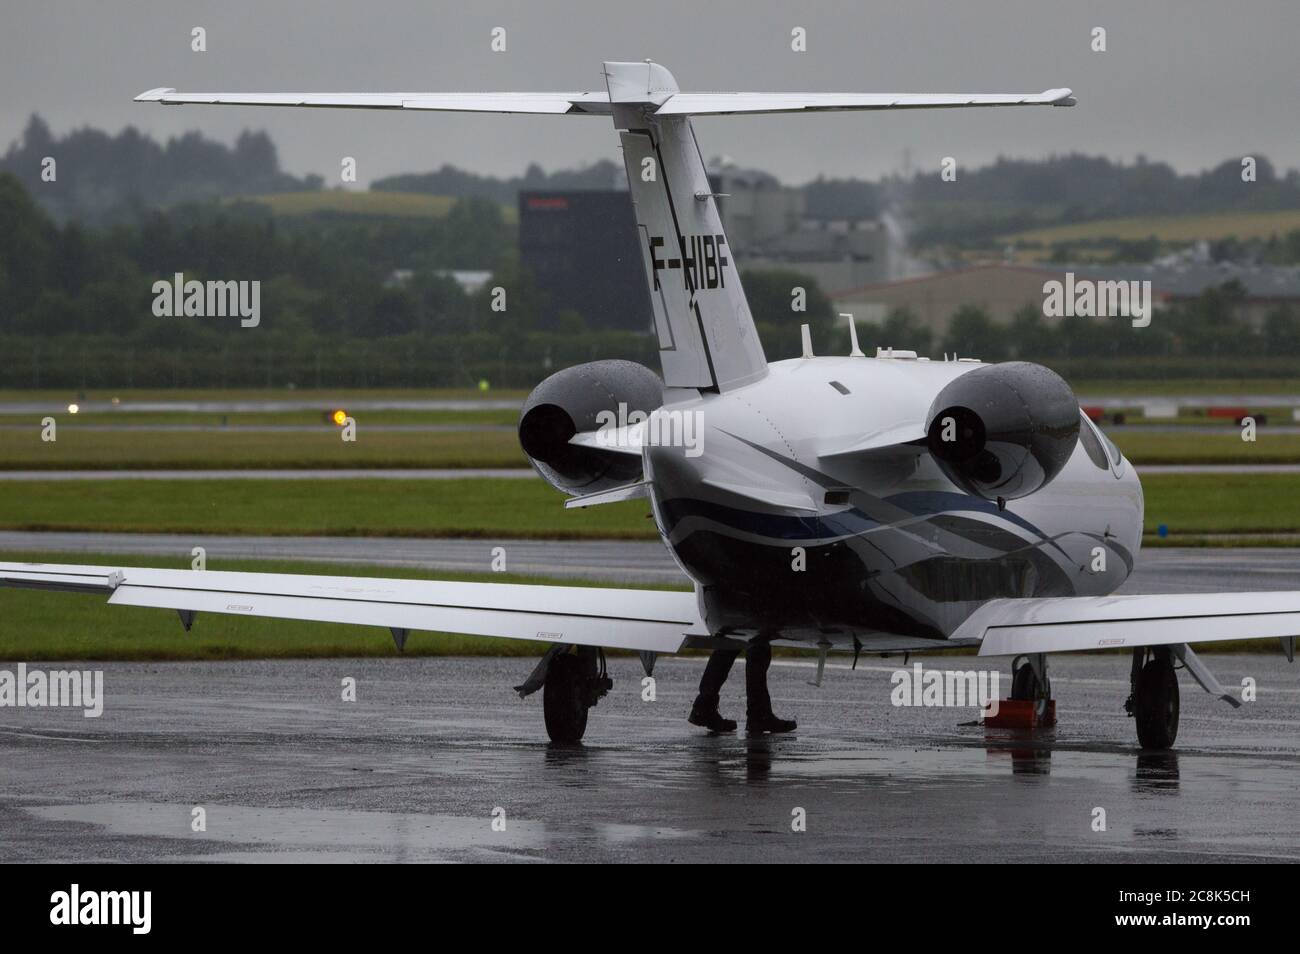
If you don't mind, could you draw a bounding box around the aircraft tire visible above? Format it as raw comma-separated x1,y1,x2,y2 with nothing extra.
1011,658,1051,701
543,652,592,744
1134,654,1179,750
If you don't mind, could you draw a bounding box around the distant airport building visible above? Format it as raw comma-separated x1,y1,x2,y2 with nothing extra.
712,163,890,293
518,170,891,332
385,268,492,295
832,263,1300,339
518,190,651,332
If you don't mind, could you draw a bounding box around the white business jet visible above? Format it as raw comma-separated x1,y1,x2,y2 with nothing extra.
3,62,1294,746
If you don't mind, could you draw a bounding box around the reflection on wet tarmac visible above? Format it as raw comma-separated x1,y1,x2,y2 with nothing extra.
1133,750,1180,792
1,654,1297,862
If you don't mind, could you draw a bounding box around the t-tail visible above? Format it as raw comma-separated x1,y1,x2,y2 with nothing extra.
135,63,1074,395
605,61,767,392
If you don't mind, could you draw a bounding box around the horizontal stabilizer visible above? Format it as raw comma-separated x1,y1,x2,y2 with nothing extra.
656,89,1075,116
135,86,1074,119
135,88,612,114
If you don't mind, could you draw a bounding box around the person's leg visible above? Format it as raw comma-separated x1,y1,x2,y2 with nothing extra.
743,640,772,718
689,649,740,732
744,638,797,734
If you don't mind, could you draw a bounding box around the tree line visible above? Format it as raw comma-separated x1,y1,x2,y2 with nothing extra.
2,169,1297,390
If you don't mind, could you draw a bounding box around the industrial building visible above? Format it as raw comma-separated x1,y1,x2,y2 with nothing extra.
713,162,890,293
517,190,651,331
518,164,891,332
831,263,1300,339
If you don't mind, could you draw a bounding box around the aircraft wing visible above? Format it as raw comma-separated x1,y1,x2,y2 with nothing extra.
656,89,1075,115
956,592,1300,657
134,88,612,114
0,562,702,654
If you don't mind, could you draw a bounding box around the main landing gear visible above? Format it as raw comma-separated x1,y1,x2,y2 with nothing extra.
512,645,613,744
543,647,613,743
1002,648,1182,749
999,643,1244,750
985,654,1056,729
1126,646,1179,750
1011,654,1052,703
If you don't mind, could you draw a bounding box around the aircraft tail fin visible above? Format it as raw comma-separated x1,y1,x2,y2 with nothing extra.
605,62,768,392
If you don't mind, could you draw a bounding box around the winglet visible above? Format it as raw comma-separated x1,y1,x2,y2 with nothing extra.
135,87,177,102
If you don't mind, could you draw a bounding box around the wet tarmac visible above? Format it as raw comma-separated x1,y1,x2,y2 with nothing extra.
1,653,1297,863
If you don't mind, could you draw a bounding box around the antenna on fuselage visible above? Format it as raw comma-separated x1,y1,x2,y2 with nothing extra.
840,313,865,357
800,323,814,359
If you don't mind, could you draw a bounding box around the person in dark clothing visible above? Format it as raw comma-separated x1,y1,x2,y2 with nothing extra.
688,638,797,734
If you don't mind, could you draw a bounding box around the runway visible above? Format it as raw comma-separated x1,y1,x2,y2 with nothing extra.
0,423,513,433
0,399,521,414
0,531,683,583
1,653,1296,863
1082,394,1300,408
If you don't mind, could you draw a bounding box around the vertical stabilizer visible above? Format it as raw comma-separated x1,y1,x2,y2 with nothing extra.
605,61,768,392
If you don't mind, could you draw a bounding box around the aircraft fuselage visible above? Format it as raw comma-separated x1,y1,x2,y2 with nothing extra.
644,355,1144,647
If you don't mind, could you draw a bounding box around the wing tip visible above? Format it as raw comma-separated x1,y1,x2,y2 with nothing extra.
135,87,177,103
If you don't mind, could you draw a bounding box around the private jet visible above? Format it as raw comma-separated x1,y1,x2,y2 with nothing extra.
3,61,1295,747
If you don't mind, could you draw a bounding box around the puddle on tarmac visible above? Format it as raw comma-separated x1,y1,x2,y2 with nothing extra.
24,801,699,862
26,801,546,860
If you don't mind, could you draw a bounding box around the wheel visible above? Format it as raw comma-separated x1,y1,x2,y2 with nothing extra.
542,652,593,744
1011,659,1050,701
1134,656,1179,750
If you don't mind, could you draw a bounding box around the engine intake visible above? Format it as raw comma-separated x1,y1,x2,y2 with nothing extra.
518,359,663,494
926,361,1079,500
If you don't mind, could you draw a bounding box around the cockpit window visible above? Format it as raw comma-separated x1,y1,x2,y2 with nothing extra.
1078,411,1109,469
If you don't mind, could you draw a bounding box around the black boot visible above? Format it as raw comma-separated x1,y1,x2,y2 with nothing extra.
689,650,741,733
689,697,737,733
745,711,797,734
743,640,796,734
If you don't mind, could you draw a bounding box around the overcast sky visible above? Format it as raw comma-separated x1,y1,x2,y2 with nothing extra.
4,0,1299,186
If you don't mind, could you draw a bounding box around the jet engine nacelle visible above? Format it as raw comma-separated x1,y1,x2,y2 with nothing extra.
518,359,663,494
925,361,1080,500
